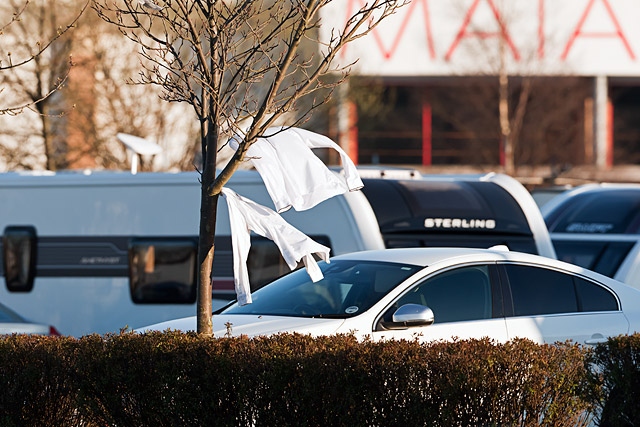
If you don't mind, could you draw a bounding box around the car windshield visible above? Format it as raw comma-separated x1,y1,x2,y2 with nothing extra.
220,260,422,318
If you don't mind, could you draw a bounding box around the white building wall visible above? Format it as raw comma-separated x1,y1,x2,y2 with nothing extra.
321,0,640,77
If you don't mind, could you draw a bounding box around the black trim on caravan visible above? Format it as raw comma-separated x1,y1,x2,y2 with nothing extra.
1,227,332,304
0,170,384,336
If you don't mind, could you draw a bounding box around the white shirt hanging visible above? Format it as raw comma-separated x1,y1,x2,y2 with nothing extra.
221,187,330,305
229,127,363,213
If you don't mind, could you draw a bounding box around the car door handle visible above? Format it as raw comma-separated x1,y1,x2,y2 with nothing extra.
584,333,607,345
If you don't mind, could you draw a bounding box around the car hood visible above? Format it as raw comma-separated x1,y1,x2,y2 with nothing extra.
212,315,346,338
136,314,346,338
136,316,199,333
0,322,51,335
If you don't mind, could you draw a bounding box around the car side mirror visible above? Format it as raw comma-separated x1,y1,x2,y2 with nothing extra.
392,303,435,326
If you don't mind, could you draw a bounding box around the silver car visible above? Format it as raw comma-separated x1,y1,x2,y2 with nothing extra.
0,301,61,336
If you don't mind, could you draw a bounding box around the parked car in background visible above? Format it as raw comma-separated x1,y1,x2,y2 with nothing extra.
138,247,639,346
542,183,640,290
0,301,60,336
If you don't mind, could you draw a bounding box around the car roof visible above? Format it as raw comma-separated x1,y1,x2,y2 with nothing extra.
330,246,616,280
330,246,514,267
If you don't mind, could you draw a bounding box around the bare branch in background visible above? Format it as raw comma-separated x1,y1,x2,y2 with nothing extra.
0,0,88,169
0,0,87,70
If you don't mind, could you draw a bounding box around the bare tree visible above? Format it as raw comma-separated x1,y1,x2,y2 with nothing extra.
0,0,198,172
431,0,584,173
0,0,86,75
0,0,88,170
94,0,406,334
65,10,200,172
440,0,535,175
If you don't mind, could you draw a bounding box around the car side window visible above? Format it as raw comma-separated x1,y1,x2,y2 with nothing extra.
575,277,619,312
504,265,578,316
504,264,620,316
387,265,492,324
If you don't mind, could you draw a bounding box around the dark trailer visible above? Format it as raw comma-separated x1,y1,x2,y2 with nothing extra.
359,172,556,258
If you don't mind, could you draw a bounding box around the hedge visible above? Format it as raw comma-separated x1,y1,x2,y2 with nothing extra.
1,331,639,426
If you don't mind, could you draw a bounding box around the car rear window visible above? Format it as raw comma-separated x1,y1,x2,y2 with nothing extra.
503,264,619,316
546,189,640,234
575,277,619,312
505,264,578,316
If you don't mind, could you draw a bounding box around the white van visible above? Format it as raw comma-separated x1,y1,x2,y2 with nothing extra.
541,183,640,289
0,170,385,336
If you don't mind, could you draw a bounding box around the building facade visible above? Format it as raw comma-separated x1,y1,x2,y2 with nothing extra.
320,0,640,170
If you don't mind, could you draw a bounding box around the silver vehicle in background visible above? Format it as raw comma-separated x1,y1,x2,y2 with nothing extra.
542,183,640,290
0,301,60,336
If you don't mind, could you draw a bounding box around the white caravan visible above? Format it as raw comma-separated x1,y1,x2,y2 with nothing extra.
0,170,385,336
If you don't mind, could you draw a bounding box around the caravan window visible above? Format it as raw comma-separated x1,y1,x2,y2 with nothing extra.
2,226,37,293
129,238,198,304
247,235,332,290
361,179,531,234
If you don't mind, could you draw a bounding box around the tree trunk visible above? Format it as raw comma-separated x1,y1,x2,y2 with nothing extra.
197,116,218,336
499,72,514,175
197,186,217,336
38,102,58,171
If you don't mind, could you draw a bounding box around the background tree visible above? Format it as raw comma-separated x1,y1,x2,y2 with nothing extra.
0,0,197,172
65,8,200,172
350,1,589,174
94,0,406,334
443,0,588,174
0,0,89,170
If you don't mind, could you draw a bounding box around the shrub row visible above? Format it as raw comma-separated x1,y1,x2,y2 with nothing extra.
0,332,639,426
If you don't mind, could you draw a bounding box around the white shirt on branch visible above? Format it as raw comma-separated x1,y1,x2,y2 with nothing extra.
229,126,363,213
221,187,331,306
